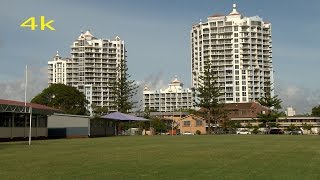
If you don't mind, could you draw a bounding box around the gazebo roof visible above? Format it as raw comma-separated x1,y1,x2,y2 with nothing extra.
101,112,149,121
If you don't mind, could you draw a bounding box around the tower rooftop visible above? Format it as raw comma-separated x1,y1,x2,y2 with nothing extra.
229,4,240,15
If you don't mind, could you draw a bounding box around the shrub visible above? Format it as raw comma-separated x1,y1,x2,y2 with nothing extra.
196,130,201,135
252,126,260,134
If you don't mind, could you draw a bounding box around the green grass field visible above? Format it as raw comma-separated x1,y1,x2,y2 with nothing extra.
0,135,320,180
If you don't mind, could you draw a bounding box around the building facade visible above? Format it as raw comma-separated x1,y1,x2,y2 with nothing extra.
230,116,320,134
143,77,194,112
224,102,269,119
48,113,115,138
285,106,296,117
179,114,207,135
48,30,126,115
48,52,69,85
191,4,273,103
0,99,58,140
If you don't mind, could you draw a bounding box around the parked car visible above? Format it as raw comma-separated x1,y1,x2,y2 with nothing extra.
289,130,303,135
236,129,251,135
182,131,194,135
269,128,284,134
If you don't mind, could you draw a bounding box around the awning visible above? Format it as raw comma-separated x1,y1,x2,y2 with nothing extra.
0,99,61,115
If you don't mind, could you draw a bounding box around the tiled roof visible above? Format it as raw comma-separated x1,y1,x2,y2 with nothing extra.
224,102,256,109
180,114,205,121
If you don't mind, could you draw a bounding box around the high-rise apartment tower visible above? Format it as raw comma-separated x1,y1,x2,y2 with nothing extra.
143,77,194,112
191,4,273,103
48,30,126,115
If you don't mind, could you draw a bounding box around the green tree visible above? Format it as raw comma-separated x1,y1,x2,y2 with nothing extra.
252,126,260,134
91,103,109,117
150,118,170,134
195,61,224,134
303,123,313,134
220,119,241,133
311,105,320,116
268,122,279,128
245,122,253,129
109,58,138,113
257,81,282,128
143,105,151,119
31,84,87,115
287,124,297,131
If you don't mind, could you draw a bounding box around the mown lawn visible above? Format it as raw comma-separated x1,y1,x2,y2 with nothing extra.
0,135,320,179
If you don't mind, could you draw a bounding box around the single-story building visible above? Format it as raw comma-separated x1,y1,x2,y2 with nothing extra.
0,99,58,140
277,116,320,134
48,113,115,138
179,114,207,135
48,112,148,138
230,116,320,134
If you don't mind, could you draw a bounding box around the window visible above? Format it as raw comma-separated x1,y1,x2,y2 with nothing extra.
196,120,203,126
242,86,246,91
0,113,11,127
236,86,240,91
234,39,238,43
235,76,239,80
235,55,239,58
236,81,239,85
26,115,37,127
210,22,216,26
183,121,191,126
234,26,238,31
242,92,247,96
14,114,25,127
38,115,47,127
234,33,238,37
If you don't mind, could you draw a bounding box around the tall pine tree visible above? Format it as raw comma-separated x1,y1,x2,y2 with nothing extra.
257,81,282,128
195,61,224,134
109,58,138,113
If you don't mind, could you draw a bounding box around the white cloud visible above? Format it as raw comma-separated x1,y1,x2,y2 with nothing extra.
0,66,47,102
276,84,320,114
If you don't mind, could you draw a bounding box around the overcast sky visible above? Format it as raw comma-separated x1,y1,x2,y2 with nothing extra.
1,0,320,114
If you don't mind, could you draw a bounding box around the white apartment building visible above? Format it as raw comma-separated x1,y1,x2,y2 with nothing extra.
48,52,69,85
191,4,273,103
48,30,126,115
143,77,194,112
285,106,296,117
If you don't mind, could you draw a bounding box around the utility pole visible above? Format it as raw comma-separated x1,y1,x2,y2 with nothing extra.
172,109,174,136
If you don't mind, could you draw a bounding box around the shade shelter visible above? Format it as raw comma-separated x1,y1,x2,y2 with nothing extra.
101,112,149,135
102,112,148,121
